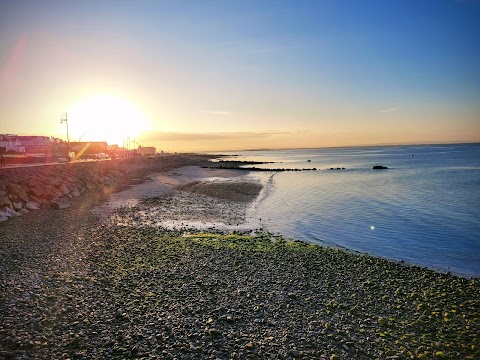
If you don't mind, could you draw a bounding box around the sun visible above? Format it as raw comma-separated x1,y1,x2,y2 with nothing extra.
67,94,150,146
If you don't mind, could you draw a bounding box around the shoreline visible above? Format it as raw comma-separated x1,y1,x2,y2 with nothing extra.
1,155,479,359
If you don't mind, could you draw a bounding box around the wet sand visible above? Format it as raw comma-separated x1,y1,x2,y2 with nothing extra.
92,166,265,231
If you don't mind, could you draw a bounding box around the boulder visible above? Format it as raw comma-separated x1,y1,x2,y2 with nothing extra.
0,196,12,208
51,198,71,209
0,190,6,197
28,178,41,188
28,194,42,204
19,208,29,214
0,207,19,218
373,165,388,170
5,207,20,217
25,202,40,210
40,177,59,187
51,187,63,198
6,183,22,195
18,192,30,203
12,202,23,211
42,189,57,201
28,184,46,197
58,184,70,195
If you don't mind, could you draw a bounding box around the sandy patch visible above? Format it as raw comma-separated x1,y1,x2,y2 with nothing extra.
177,181,262,203
92,166,267,231
92,166,247,213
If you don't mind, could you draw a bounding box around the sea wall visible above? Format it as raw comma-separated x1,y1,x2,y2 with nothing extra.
0,161,128,222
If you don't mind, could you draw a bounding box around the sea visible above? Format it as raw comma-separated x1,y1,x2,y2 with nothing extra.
214,143,480,278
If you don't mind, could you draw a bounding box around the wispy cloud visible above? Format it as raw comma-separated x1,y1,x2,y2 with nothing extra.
142,130,291,142
200,111,232,115
379,107,400,113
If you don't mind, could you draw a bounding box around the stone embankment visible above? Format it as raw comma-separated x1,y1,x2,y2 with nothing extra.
0,162,129,222
0,155,216,223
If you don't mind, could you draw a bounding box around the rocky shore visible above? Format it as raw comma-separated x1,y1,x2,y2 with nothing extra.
1,155,479,359
0,155,214,222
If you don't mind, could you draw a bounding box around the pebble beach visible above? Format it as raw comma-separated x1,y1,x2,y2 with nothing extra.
0,155,479,359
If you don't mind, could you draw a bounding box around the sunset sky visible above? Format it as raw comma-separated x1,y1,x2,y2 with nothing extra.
1,0,479,152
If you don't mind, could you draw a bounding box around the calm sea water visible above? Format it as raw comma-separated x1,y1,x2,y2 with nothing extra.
217,144,480,277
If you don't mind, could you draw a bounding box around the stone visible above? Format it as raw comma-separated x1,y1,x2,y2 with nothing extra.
51,198,71,209
0,196,12,207
290,349,300,357
25,202,40,210
18,192,30,203
6,183,22,195
378,317,388,326
0,190,6,196
28,185,46,197
40,177,57,187
51,187,63,197
4,207,19,217
19,208,29,214
12,202,22,211
373,165,388,169
58,184,70,195
28,194,42,204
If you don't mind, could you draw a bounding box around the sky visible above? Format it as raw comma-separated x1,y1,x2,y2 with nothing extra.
1,0,479,152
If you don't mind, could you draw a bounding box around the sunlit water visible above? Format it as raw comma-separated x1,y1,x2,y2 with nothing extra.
216,144,480,277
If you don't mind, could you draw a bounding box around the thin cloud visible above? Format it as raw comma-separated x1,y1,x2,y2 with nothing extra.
142,130,291,142
379,107,400,113
200,111,232,115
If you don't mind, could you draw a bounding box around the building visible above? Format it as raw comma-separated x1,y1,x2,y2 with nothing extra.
70,141,108,159
17,136,56,155
0,134,25,153
137,146,156,156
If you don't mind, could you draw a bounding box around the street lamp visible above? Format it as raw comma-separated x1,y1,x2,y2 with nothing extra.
60,112,70,161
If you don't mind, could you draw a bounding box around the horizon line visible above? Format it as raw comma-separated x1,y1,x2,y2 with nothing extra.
198,140,480,153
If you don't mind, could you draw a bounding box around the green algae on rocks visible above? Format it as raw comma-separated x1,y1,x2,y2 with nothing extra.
89,230,479,359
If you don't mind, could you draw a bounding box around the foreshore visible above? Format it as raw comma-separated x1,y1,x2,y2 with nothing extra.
0,155,478,359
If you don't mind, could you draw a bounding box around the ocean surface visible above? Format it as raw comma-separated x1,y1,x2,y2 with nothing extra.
215,144,480,277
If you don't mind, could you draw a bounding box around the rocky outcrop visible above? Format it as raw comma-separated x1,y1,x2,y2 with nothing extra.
0,162,128,222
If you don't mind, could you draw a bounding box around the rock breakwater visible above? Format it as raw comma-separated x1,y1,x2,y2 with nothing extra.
0,155,214,223
0,162,126,222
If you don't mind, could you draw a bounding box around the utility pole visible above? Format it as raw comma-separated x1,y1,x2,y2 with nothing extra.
60,112,70,161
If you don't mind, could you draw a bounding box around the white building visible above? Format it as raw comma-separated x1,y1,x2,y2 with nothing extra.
0,134,25,152
137,146,156,156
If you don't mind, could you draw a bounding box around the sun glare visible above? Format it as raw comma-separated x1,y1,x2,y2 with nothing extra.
67,94,149,146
